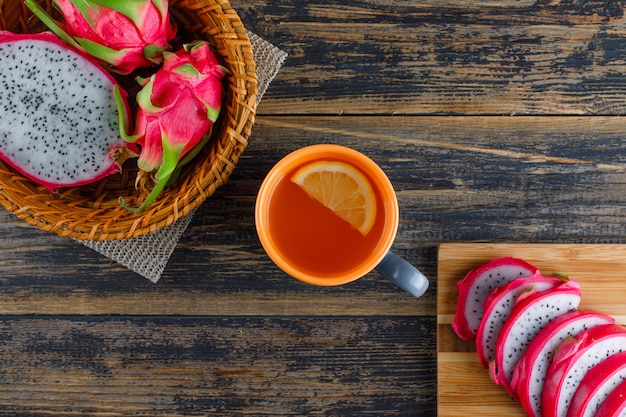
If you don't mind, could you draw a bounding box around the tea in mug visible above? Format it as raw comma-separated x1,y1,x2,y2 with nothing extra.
264,156,390,278
257,144,428,294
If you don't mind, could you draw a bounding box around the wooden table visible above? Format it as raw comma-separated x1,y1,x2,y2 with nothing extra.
2,0,626,415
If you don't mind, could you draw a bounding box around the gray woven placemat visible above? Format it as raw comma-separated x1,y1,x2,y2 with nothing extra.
80,31,287,282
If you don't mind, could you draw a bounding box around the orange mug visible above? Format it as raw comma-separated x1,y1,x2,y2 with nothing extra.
255,144,428,298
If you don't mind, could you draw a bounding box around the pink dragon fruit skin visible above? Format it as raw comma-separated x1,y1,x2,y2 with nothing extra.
118,40,226,213
453,257,540,340
490,279,582,398
595,379,626,417
511,310,615,417
542,323,626,417
25,0,176,74
568,351,626,417
475,275,566,369
0,30,134,192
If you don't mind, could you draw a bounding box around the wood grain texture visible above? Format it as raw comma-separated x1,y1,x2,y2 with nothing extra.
235,0,626,115
437,243,626,417
3,115,626,315
3,113,626,413
3,0,626,414
0,316,435,416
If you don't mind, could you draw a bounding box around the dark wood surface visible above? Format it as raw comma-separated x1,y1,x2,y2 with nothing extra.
3,0,626,415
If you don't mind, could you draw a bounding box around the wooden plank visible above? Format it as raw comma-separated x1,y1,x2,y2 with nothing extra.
0,316,435,416
436,243,626,417
236,0,626,115
439,353,519,417
438,243,626,322
0,204,434,316
4,115,626,315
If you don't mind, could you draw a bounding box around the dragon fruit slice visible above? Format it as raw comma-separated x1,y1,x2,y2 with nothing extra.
0,30,133,192
453,257,540,340
542,323,626,417
475,275,566,369
490,279,582,397
511,310,615,417
596,379,626,417
568,351,626,417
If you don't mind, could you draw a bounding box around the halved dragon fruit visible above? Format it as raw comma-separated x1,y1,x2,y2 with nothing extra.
568,351,626,417
453,257,540,340
542,323,626,417
511,310,615,417
595,378,626,417
475,275,566,369
0,30,133,192
490,279,582,397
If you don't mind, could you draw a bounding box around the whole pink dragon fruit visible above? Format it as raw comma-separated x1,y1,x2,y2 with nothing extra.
25,0,177,74
118,40,226,213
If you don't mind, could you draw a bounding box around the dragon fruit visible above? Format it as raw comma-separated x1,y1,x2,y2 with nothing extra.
490,279,582,397
118,40,226,213
542,323,626,417
25,0,177,74
475,275,566,369
595,379,626,417
568,351,626,417
453,257,540,340
0,30,133,192
511,310,615,417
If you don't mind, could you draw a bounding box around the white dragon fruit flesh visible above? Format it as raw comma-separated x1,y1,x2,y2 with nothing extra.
490,279,582,397
453,257,540,340
511,310,615,417
0,30,133,192
596,378,626,417
475,275,566,369
568,351,626,417
542,323,626,417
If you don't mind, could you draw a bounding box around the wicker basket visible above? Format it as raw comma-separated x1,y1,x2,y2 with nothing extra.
0,0,257,240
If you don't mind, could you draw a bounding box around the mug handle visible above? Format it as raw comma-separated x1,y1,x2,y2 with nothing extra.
375,251,429,298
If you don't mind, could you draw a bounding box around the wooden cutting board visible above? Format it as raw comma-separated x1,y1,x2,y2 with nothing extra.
437,243,626,417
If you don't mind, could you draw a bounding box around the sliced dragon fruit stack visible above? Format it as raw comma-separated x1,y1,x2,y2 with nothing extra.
452,256,626,417
511,310,615,417
542,323,626,417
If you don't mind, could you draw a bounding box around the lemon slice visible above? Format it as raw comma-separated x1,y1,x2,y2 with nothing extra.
291,160,377,235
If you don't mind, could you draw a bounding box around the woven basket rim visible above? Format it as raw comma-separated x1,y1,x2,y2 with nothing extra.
0,0,258,240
